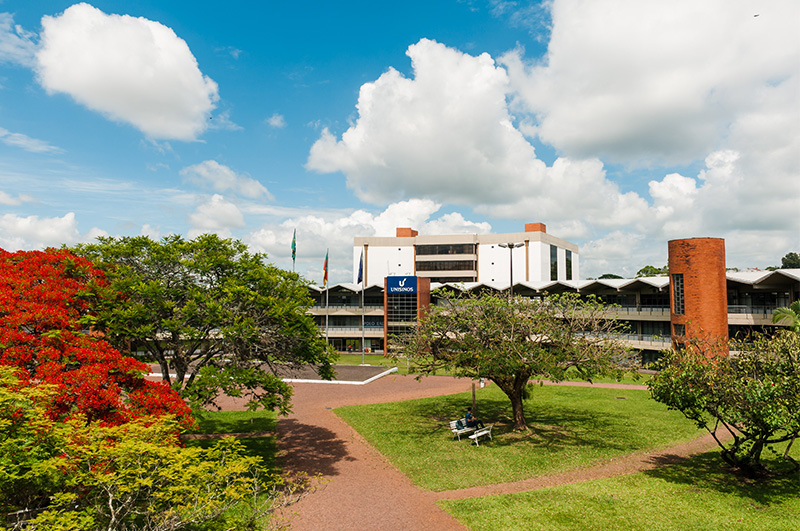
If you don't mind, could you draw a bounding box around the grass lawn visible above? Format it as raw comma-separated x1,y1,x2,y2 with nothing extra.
440,446,800,531
335,384,702,491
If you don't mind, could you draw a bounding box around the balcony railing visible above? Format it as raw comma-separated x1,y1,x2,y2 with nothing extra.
727,304,779,316
312,303,385,310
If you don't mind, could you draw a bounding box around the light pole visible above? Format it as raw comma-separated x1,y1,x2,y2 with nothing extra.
498,242,524,299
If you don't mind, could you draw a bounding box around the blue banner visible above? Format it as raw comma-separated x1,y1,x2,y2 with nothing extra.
387,276,417,293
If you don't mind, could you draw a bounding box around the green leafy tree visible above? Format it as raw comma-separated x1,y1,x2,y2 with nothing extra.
649,331,800,477
598,273,624,279
74,234,335,413
397,291,633,431
1,365,311,530
773,301,800,333
635,264,669,277
781,252,800,269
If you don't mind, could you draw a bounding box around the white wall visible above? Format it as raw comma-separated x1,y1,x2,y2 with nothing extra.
364,246,415,286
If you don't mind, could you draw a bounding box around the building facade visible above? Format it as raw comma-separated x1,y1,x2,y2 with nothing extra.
353,223,579,286
308,229,799,359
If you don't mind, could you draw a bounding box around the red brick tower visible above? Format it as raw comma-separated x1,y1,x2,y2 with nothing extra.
668,238,728,356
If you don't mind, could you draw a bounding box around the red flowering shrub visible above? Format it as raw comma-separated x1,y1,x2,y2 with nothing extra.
0,248,193,429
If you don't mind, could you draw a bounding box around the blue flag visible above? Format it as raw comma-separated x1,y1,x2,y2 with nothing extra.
357,250,363,284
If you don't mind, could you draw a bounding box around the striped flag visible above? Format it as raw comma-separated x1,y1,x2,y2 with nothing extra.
323,249,329,287
357,250,363,284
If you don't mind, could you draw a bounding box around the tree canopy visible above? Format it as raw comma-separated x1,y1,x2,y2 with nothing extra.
780,252,800,269
397,291,633,431
649,331,800,477
0,248,190,427
635,264,669,277
74,234,335,413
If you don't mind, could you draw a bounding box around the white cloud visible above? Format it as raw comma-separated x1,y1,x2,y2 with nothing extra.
580,230,664,279
0,212,102,250
180,160,273,199
502,0,800,166
208,109,242,132
188,194,245,237
307,38,544,205
36,3,219,141
0,190,34,206
304,38,653,233
0,126,63,153
0,12,37,67
266,113,286,128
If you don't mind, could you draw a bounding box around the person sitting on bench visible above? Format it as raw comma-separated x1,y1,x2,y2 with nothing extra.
465,407,484,428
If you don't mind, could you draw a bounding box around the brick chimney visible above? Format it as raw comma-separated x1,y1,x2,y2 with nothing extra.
396,227,418,237
525,223,546,233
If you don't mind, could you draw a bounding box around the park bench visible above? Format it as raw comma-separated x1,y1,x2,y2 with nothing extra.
449,418,477,441
467,424,494,446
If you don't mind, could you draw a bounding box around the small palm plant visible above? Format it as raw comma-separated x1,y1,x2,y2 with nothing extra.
773,300,800,333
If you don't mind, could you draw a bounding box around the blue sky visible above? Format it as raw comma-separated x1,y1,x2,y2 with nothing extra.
1,0,798,284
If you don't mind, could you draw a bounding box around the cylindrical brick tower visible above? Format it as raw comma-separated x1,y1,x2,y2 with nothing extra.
668,238,728,356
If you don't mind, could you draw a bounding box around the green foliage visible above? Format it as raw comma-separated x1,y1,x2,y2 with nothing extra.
598,273,624,279
780,252,800,269
635,264,669,277
772,301,800,333
74,234,335,413
0,367,306,530
649,331,800,476
397,291,634,431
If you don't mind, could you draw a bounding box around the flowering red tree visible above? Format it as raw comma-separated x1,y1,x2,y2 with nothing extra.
0,248,192,428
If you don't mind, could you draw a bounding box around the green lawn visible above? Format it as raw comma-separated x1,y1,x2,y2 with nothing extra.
335,384,702,491
440,447,800,531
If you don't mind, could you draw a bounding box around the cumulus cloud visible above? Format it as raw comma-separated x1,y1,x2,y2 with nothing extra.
502,0,799,166
0,212,102,250
307,38,544,205
0,12,37,67
36,3,218,140
180,160,273,199
0,127,63,153
188,194,245,237
304,38,655,232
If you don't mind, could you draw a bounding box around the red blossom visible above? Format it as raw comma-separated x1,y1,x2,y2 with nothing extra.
0,248,194,429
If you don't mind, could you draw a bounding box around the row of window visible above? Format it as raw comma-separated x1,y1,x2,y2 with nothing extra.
416,244,476,256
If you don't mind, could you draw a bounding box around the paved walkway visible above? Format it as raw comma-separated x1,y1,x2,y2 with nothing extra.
266,372,721,530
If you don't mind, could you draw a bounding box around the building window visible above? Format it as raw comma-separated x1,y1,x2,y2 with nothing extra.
566,250,573,281
673,323,685,337
415,260,477,272
550,245,558,281
415,244,476,255
672,274,684,315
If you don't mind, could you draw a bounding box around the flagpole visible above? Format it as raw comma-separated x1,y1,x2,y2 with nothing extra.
324,249,329,346
360,250,365,365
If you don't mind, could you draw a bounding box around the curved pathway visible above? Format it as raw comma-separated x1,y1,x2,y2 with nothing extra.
271,374,719,530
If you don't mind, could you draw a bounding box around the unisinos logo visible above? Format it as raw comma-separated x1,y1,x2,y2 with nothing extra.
387,276,417,293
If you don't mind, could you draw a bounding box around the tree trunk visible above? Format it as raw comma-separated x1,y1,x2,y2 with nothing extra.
492,371,531,431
